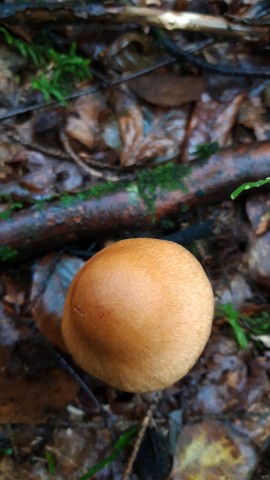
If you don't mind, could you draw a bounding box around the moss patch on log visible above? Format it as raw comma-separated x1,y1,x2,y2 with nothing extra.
0,162,192,224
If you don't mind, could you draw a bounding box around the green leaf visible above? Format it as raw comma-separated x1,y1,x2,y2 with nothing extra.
79,426,137,480
219,304,249,349
231,177,270,200
0,246,19,261
0,447,13,456
46,450,56,475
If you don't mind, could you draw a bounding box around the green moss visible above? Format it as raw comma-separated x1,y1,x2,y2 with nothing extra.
136,162,191,221
0,202,23,220
0,246,19,261
0,162,191,225
59,180,127,208
194,141,219,160
181,204,189,213
59,193,76,208
126,184,140,207
78,181,126,201
160,218,176,231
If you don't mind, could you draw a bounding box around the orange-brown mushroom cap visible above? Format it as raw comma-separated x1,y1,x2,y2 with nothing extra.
62,238,214,393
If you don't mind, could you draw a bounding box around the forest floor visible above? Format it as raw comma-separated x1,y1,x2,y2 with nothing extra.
0,1,270,479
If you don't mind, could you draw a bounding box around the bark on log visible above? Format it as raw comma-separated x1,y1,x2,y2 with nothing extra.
1,3,269,42
0,142,270,261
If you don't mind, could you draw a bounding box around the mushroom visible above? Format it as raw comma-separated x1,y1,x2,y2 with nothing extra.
62,238,214,393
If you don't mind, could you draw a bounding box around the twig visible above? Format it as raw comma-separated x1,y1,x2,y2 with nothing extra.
0,58,176,121
159,32,270,78
60,131,119,181
2,3,269,42
54,351,115,432
123,393,162,480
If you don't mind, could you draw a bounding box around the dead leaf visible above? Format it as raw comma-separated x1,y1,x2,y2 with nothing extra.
31,254,85,350
238,96,270,142
246,194,270,236
128,72,206,108
233,403,270,448
66,93,106,149
115,89,188,166
115,91,144,167
0,368,79,423
184,92,245,160
170,420,257,480
187,335,269,415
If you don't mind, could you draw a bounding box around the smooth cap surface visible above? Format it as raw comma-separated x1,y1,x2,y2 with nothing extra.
62,238,214,392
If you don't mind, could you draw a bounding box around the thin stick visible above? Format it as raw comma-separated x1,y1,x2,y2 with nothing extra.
60,131,119,181
123,393,162,480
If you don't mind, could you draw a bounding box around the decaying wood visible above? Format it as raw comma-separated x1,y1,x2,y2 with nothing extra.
0,142,270,260
1,3,269,43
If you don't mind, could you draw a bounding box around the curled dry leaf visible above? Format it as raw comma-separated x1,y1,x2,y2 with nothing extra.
188,335,269,415
31,254,85,350
18,151,58,197
238,96,270,142
115,89,144,167
127,72,206,108
246,194,270,236
102,31,158,73
0,142,26,180
115,88,189,166
170,420,257,480
54,161,83,192
184,92,245,160
232,403,270,449
66,93,106,149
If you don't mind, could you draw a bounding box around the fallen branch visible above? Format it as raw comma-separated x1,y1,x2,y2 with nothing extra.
0,142,270,261
1,3,269,43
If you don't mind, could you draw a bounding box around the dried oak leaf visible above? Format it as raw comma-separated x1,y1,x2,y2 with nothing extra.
66,93,106,149
115,89,189,166
184,92,245,161
127,72,206,108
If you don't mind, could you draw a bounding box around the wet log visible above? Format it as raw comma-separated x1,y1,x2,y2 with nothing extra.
0,142,270,261
1,3,269,43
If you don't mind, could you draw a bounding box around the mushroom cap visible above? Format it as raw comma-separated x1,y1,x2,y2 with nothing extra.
62,238,214,392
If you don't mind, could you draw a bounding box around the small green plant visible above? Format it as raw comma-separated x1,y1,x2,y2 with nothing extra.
45,450,56,476
243,311,270,337
0,27,43,66
0,246,19,261
0,28,91,103
218,303,249,349
79,426,137,480
32,43,91,103
231,177,270,200
194,141,219,160
0,202,23,220
0,447,13,456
